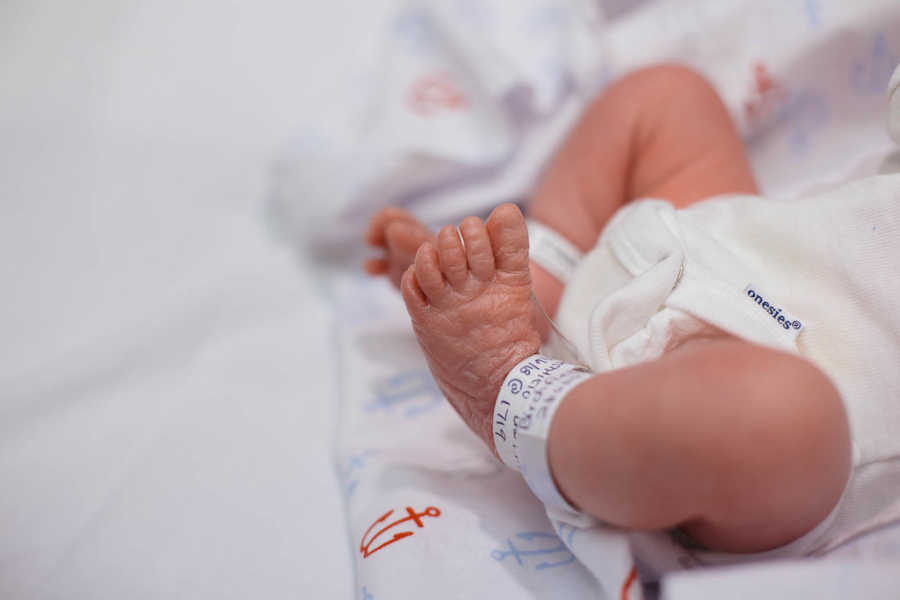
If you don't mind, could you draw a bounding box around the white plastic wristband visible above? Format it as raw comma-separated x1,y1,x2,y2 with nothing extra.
493,354,594,511
526,219,584,284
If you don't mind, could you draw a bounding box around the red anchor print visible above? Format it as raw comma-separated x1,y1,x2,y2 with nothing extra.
743,62,787,122
620,565,638,600
360,506,442,558
408,73,468,116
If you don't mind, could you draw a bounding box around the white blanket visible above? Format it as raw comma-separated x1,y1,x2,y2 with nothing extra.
0,2,366,598
4,1,899,599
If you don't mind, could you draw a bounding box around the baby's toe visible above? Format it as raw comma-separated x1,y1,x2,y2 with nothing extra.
400,265,427,314
459,216,495,281
367,207,415,246
385,221,424,256
437,225,469,289
413,243,447,303
486,203,531,285
364,258,389,275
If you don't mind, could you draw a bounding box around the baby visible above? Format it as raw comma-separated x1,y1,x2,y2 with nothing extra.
364,65,860,555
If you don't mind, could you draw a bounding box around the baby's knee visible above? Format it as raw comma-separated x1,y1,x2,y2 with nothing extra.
625,64,724,114
721,344,851,544
585,63,755,203
629,64,718,96
584,64,725,129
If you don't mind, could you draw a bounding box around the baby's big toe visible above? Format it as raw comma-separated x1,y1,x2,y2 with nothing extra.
486,203,530,284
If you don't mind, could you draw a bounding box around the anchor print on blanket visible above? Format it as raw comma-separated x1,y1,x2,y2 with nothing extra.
803,0,820,27
360,506,442,558
850,33,898,96
743,61,830,154
743,62,788,123
366,368,444,418
408,72,468,117
491,531,576,570
339,450,378,499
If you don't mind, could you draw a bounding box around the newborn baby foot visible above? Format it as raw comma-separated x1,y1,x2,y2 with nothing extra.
401,204,542,455
365,207,435,289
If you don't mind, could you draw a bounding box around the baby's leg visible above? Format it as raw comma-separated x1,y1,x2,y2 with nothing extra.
402,206,850,553
529,65,758,315
524,67,849,550
367,66,755,312
548,336,850,553
391,64,849,553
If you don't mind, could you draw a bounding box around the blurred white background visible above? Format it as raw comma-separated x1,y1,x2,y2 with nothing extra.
1,1,391,597
1,0,387,375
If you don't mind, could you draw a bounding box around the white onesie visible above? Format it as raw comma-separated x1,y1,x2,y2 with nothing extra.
551,171,900,573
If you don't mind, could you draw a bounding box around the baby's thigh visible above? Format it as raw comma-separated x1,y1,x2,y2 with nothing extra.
620,64,759,207
647,334,850,552
528,65,757,257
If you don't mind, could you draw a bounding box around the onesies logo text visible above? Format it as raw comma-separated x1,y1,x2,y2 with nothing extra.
744,285,802,331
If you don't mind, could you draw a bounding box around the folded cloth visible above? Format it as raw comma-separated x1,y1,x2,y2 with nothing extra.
271,0,900,261
269,0,606,257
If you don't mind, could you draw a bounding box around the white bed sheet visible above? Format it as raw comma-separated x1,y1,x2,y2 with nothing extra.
0,1,381,597
4,1,900,599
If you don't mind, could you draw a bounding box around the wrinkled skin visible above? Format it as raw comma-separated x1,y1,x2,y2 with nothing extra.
366,203,541,454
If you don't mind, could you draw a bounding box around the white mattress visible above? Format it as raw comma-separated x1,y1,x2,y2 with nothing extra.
3,1,900,599
0,1,377,597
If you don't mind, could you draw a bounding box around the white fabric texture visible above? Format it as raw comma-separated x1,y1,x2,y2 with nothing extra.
271,0,900,253
662,560,900,600
0,2,366,599
269,0,606,255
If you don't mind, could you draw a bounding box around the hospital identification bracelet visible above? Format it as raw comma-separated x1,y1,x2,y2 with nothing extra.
526,219,584,284
493,354,593,511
